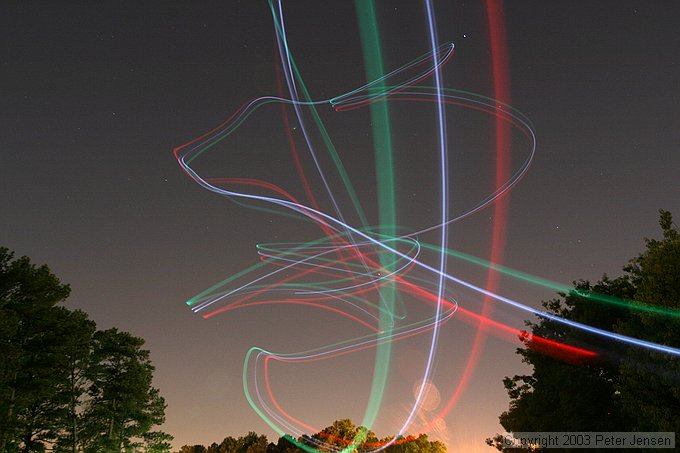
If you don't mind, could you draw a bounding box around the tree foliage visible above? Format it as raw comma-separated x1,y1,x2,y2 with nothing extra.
81,329,168,453
0,247,171,453
178,432,268,453
488,210,680,451
0,247,71,453
616,210,680,433
305,418,378,453
178,420,446,453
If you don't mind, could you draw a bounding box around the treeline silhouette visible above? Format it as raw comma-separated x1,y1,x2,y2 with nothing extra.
177,419,446,453
0,247,171,453
487,210,680,452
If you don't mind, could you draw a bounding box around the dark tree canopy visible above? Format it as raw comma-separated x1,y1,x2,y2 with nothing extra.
0,247,171,453
179,432,268,453
178,420,446,453
616,210,680,433
0,247,72,452
291,419,445,453
488,210,680,452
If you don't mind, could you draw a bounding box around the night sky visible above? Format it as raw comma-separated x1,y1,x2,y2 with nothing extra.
2,2,679,452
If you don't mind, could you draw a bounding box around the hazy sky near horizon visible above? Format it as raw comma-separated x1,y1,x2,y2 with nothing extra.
2,2,679,452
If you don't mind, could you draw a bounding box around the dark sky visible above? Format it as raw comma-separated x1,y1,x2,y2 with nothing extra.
2,2,679,452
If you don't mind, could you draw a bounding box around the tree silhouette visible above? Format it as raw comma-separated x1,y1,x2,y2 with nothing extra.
0,247,171,453
180,420,446,453
0,247,71,452
488,210,680,451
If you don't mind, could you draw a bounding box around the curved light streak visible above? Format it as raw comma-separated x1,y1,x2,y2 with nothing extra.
174,2,680,451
